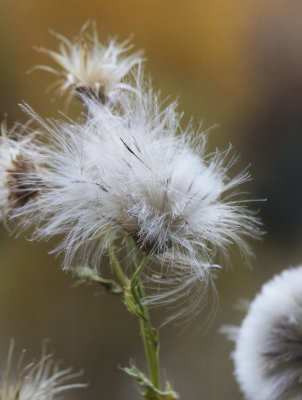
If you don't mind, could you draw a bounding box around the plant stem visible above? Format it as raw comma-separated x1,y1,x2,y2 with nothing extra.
109,243,161,391
109,244,129,287
127,240,161,389
138,284,161,389
131,260,161,390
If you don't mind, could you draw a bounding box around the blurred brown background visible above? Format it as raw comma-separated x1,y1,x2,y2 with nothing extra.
1,1,302,399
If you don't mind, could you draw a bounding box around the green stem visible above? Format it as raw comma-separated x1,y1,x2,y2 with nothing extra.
139,294,161,389
109,244,129,288
131,260,161,389
110,242,161,391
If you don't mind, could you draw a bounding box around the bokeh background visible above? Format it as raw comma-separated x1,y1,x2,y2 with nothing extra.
1,1,302,399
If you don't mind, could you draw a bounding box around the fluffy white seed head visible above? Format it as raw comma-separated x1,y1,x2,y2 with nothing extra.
0,340,85,400
9,85,260,317
225,266,302,400
34,23,143,104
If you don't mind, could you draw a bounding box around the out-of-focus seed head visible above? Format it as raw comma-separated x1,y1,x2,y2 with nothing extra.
223,266,302,400
0,339,86,400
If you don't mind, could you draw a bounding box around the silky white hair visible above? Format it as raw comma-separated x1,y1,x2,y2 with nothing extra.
223,266,302,400
0,340,85,400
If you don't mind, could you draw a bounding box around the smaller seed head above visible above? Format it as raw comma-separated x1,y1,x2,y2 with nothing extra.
34,22,143,104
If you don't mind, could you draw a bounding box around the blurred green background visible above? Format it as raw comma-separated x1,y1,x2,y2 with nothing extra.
1,1,302,399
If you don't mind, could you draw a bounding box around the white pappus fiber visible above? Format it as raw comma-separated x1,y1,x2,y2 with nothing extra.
9,83,261,317
0,340,85,400
228,266,302,400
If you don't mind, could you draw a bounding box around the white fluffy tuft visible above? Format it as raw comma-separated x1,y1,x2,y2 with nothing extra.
7,83,261,317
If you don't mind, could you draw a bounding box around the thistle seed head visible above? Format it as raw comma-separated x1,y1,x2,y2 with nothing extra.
1,29,262,322
9,86,261,319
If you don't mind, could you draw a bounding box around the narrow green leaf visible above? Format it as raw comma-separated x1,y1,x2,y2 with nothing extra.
76,267,122,295
123,366,178,400
124,290,146,319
